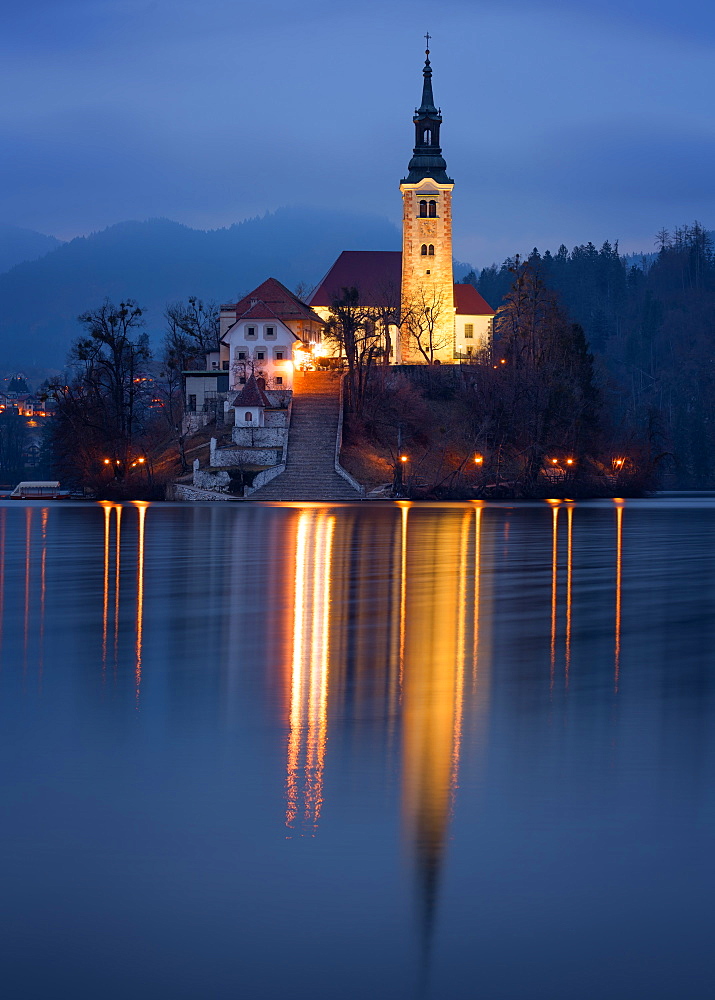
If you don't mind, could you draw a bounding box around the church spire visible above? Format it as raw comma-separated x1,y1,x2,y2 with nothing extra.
402,38,453,185
418,35,437,115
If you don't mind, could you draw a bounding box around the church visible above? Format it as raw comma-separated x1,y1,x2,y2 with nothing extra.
309,42,494,364
188,42,494,416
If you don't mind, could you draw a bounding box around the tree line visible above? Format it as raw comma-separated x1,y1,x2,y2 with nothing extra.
45,297,219,497
466,222,715,487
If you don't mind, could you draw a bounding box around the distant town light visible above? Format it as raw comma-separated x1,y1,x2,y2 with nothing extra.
103,458,110,465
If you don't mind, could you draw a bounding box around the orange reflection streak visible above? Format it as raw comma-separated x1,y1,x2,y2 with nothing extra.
39,508,48,687
23,507,32,673
286,511,310,829
550,504,560,691
286,510,335,834
398,502,410,697
113,505,122,672
133,502,148,705
472,504,483,688
101,504,112,677
565,504,573,688
451,511,471,788
615,502,624,692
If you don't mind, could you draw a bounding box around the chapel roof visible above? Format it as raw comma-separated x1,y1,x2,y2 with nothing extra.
223,277,323,325
231,374,272,409
308,251,403,309
453,283,495,316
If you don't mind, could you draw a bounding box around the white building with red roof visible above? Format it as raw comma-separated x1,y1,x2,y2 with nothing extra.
218,277,324,391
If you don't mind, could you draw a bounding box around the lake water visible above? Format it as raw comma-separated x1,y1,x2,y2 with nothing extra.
1,497,714,1000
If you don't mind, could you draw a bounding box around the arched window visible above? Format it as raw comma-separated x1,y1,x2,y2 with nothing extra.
245,411,253,422
428,245,435,256
421,244,428,256
419,200,427,218
428,200,437,217
423,129,431,144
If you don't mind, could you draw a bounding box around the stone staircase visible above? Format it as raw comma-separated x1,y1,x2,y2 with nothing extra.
248,371,361,501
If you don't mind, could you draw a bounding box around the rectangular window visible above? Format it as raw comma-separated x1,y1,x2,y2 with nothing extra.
466,345,473,356
188,394,196,412
238,351,247,360
265,326,276,337
246,326,256,338
464,324,474,338
256,351,265,360
275,351,283,360
222,361,229,370
239,377,246,385
275,376,283,385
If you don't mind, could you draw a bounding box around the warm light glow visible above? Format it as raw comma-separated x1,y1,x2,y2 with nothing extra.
565,504,573,687
137,457,145,464
551,458,558,465
474,454,483,464
400,455,409,463
566,458,574,466
103,458,110,465
286,510,334,834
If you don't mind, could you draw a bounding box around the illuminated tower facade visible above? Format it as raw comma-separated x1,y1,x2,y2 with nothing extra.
399,41,455,363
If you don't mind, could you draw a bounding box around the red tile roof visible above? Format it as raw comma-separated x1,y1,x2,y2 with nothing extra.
453,283,495,316
237,300,284,322
308,251,402,308
223,277,323,325
231,374,271,409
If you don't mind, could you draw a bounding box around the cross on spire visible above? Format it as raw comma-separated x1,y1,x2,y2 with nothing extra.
424,32,431,57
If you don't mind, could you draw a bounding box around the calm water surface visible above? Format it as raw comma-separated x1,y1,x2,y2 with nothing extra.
1,497,714,999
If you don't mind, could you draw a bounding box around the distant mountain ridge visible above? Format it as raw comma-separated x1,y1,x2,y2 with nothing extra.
0,224,64,274
0,208,401,367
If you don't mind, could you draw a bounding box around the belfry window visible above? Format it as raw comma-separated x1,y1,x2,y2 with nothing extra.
419,200,427,218
428,200,437,217
423,129,432,144
428,245,435,256
421,244,428,256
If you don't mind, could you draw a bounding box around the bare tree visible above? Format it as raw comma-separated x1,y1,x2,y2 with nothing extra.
165,297,220,364
324,287,383,414
403,287,449,364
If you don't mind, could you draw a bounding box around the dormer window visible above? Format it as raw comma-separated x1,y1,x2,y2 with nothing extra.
419,200,427,218
428,200,437,217
246,326,257,338
421,244,428,256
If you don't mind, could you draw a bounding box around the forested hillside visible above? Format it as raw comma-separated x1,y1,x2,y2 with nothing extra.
467,223,715,486
0,208,400,367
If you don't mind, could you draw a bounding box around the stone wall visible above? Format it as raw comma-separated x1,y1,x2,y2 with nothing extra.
400,185,455,364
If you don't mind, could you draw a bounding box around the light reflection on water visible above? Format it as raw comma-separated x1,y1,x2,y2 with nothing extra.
0,497,714,1000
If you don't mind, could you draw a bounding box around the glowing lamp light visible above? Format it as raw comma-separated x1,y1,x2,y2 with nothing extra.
400,455,409,463
474,455,483,464
566,458,574,466
137,457,146,464
551,458,558,465
103,458,111,465
500,359,506,364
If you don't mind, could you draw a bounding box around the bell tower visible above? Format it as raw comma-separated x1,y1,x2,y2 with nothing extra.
399,38,455,364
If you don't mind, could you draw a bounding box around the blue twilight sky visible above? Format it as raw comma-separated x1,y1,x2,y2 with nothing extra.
2,0,715,263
